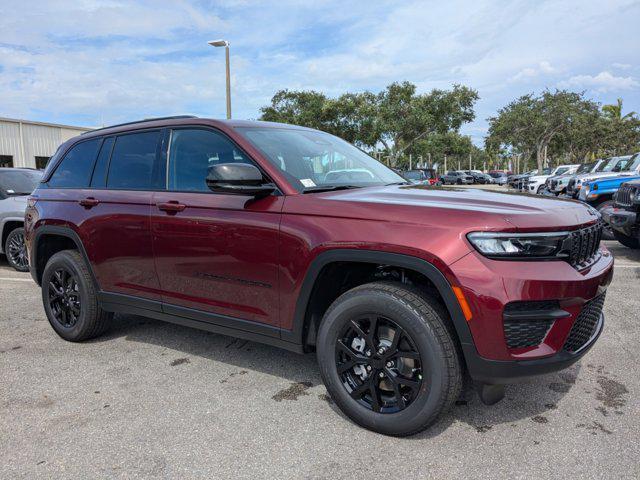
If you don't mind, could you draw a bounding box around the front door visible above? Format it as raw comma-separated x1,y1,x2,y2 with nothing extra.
150,127,282,329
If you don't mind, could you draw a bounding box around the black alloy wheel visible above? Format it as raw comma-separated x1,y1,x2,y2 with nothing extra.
47,267,82,329
336,315,423,413
5,228,29,272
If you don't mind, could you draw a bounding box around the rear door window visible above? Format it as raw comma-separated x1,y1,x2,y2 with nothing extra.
90,137,114,188
48,139,101,188
107,131,162,190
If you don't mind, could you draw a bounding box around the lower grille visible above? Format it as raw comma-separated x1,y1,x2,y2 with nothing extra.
503,300,560,349
563,293,606,352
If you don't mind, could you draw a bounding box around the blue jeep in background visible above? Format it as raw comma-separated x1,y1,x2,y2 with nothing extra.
580,173,640,239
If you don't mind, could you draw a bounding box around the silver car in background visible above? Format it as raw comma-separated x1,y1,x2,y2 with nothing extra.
0,168,43,271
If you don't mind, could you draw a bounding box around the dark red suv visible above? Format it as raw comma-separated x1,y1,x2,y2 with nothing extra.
25,116,613,436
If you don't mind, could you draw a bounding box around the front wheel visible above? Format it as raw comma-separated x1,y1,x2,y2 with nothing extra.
595,200,615,240
5,227,29,272
613,230,640,249
316,282,462,436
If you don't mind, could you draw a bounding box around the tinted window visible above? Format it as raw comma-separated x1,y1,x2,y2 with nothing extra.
0,169,42,195
168,128,253,192
90,137,114,188
107,131,161,190
48,139,101,188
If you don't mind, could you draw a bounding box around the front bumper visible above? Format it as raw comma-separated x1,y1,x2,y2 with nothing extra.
464,313,604,383
601,206,638,237
448,246,613,383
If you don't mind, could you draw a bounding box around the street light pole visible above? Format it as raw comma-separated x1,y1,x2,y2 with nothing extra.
208,39,231,119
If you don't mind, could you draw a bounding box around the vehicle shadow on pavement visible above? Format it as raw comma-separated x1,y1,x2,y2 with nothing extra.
93,313,578,438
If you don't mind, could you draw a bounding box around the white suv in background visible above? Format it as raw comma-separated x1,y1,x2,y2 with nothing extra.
525,164,581,194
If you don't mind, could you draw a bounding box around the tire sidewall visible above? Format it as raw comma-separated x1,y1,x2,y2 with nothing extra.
317,289,450,435
41,252,93,340
5,227,28,272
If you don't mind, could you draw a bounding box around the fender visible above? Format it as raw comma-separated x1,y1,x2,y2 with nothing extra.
31,225,99,289
281,249,476,352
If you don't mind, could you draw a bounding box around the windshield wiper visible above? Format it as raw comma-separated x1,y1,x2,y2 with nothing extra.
302,185,363,194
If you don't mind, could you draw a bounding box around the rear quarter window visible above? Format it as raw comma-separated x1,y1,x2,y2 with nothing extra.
48,138,102,188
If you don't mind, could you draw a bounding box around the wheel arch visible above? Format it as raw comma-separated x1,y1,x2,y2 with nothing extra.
283,249,475,354
31,225,98,288
1,217,25,253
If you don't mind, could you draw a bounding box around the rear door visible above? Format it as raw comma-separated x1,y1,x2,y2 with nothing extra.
81,130,165,303
150,127,283,329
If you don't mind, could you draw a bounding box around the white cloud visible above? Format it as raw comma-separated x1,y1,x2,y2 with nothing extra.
612,62,632,70
558,71,639,92
0,0,639,141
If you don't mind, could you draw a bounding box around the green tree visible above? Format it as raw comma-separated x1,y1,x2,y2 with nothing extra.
602,98,636,121
259,81,479,163
486,90,603,170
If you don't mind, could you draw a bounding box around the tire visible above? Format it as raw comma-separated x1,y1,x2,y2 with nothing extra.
613,230,640,249
316,281,462,436
595,200,615,240
41,250,111,341
4,227,29,272
456,179,462,185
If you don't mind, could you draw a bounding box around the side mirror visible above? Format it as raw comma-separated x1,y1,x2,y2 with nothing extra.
206,163,276,197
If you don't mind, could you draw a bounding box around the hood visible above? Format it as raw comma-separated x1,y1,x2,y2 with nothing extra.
288,185,599,231
574,171,636,183
0,194,28,213
527,174,550,182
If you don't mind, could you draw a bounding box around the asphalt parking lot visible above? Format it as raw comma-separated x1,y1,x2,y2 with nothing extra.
1,240,639,479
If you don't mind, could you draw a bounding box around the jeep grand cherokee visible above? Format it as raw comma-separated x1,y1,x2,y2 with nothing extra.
25,116,613,436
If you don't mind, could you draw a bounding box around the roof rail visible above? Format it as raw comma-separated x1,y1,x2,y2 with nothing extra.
81,115,198,135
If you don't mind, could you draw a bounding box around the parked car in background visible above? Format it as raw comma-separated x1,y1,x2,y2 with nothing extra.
579,171,640,239
508,170,536,189
547,160,604,196
525,165,580,194
566,155,636,199
601,179,640,249
404,168,440,185
463,171,491,184
0,168,43,271
488,171,508,185
24,116,612,436
441,170,473,185
403,169,430,185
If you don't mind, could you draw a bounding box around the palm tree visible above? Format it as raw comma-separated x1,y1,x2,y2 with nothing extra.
602,98,636,120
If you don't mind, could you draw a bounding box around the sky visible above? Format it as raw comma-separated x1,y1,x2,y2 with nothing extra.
1,0,639,145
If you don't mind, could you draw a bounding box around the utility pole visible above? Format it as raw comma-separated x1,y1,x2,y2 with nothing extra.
469,153,472,171
409,154,412,170
208,39,232,119
444,155,447,173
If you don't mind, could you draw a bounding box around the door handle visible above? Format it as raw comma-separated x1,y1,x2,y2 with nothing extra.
157,201,186,214
79,197,99,208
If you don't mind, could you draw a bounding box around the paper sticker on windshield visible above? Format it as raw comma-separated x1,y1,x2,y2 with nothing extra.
300,179,316,188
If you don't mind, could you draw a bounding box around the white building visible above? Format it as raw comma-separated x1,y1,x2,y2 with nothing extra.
0,117,92,169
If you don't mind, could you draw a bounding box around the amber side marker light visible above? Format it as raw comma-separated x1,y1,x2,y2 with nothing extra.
452,286,473,321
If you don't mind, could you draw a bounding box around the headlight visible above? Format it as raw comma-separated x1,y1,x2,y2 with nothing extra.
467,231,569,259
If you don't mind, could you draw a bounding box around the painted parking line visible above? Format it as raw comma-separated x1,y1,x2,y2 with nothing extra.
0,277,34,282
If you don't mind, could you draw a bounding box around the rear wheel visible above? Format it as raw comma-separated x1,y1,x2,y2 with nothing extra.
42,250,111,341
316,282,462,436
613,230,640,249
5,227,29,272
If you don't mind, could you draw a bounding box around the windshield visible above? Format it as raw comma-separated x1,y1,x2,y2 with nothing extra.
404,171,424,180
489,172,505,178
603,157,630,172
555,166,571,175
541,168,552,175
625,153,640,172
238,127,405,192
0,169,42,196
576,162,595,174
